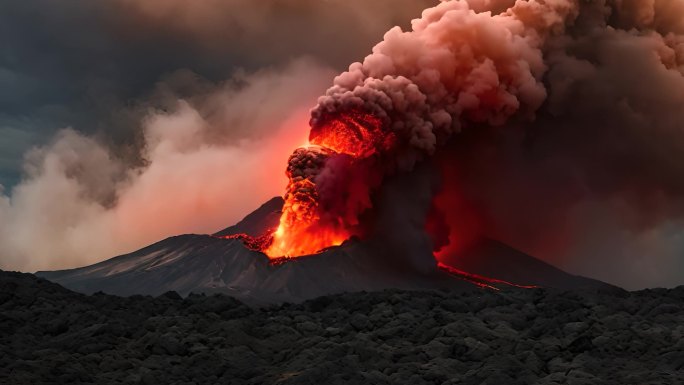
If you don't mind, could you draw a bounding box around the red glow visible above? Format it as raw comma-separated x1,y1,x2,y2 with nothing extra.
221,110,536,291
309,110,391,157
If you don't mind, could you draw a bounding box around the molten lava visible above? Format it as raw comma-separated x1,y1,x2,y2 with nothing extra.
309,110,388,157
259,111,392,258
222,231,274,252
261,146,348,257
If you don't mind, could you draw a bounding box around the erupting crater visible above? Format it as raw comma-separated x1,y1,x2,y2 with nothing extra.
228,111,397,260
221,108,541,291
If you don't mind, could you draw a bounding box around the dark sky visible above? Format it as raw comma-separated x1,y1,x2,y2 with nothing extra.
0,0,436,189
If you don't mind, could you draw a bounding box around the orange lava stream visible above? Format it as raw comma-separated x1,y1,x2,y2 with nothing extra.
263,172,350,257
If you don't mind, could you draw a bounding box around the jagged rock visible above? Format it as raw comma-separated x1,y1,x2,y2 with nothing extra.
0,270,682,384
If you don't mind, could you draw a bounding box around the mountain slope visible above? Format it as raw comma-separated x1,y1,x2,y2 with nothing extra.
37,235,475,305
37,197,612,304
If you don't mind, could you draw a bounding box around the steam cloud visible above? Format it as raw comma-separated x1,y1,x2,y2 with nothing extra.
0,0,435,188
0,60,334,272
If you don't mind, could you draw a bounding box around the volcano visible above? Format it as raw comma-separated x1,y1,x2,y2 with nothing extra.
36,198,611,305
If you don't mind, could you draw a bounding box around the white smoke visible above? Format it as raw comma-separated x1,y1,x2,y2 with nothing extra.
0,59,335,272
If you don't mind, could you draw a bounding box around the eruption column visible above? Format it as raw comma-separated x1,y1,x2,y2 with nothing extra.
265,147,348,257
263,0,579,259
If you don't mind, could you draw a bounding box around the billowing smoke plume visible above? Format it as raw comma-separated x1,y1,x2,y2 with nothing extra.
267,0,684,289
267,0,578,262
435,0,684,289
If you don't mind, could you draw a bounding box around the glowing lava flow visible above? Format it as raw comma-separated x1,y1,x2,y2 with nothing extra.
260,111,390,258
223,231,274,252
221,112,387,259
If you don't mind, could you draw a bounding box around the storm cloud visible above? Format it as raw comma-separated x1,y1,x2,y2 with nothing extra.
0,0,436,188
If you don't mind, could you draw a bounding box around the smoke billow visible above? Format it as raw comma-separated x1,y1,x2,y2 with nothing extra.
439,0,684,289
268,0,684,289
268,0,578,260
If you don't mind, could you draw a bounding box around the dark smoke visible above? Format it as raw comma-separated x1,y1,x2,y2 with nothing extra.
451,0,684,289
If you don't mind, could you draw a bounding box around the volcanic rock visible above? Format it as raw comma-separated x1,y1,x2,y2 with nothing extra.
2,271,684,384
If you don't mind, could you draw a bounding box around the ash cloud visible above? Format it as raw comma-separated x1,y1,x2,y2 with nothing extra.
289,0,578,271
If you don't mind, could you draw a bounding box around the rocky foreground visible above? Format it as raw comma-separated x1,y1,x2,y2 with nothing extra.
1,271,683,385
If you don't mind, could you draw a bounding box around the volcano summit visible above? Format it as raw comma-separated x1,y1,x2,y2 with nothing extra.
37,197,610,305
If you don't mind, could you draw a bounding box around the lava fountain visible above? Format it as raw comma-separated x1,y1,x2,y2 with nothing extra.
265,111,392,258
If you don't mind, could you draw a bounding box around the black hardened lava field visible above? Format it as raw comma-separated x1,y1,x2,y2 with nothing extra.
1,270,683,385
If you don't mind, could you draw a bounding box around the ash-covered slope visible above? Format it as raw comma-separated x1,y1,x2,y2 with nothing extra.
37,198,610,304
2,270,683,385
